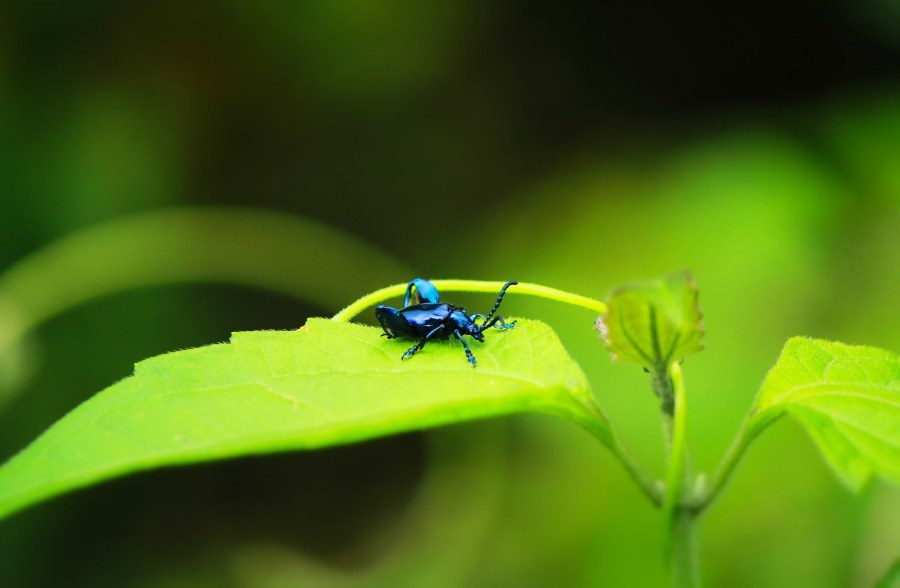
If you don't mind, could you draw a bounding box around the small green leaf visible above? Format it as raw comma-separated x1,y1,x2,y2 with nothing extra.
0,318,608,521
749,337,900,490
596,271,704,370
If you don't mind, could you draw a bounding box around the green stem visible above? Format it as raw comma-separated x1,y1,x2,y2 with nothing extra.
663,363,687,513
651,365,675,425
692,415,777,514
573,395,663,508
662,362,698,586
332,279,607,322
612,436,664,508
671,508,699,588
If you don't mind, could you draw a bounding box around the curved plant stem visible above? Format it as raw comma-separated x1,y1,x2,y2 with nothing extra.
332,279,607,322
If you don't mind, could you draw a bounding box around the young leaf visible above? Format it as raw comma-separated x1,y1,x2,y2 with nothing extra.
749,337,900,490
596,271,704,370
0,318,609,521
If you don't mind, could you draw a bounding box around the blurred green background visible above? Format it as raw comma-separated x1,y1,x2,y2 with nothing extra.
1,1,899,586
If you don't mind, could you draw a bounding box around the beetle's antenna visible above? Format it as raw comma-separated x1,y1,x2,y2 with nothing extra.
479,280,517,330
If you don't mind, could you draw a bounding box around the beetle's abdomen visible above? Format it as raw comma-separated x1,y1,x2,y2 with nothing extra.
376,305,411,338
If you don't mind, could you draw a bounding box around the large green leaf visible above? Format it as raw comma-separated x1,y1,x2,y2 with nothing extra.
749,337,900,490
596,271,704,370
0,318,608,521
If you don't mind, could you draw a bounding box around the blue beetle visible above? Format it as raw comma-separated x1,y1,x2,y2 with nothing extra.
376,278,517,367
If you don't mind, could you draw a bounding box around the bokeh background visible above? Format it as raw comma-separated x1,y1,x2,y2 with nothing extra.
1,1,899,587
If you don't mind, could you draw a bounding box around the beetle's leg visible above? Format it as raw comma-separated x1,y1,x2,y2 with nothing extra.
471,314,516,330
402,341,423,360
401,324,444,360
453,331,477,367
403,278,440,307
480,316,517,331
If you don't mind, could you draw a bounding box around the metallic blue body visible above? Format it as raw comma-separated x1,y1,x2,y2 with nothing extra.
375,278,517,367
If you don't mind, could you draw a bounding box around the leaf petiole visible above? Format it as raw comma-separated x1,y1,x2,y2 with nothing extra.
691,416,777,514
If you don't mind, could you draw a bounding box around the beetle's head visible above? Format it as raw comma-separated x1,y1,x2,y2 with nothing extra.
466,322,485,342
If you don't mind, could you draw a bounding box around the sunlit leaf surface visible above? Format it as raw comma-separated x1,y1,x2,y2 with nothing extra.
750,337,900,490
0,318,607,521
